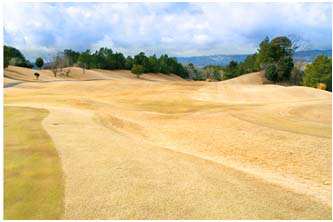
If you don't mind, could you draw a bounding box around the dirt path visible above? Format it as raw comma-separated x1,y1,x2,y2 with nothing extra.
6,103,331,219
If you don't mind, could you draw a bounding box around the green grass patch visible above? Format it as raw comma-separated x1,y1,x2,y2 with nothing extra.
4,106,64,219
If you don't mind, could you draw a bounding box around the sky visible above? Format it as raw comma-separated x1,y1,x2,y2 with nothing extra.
3,2,332,61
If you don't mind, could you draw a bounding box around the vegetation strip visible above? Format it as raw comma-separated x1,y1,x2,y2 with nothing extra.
4,106,64,219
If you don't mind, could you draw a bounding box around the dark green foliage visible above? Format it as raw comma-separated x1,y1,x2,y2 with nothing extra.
256,37,272,66
147,55,160,73
276,55,294,81
239,53,260,73
131,64,144,78
220,36,295,83
212,70,222,81
258,36,294,82
223,60,240,79
35,57,44,69
125,56,134,70
265,64,278,82
4,45,32,68
77,50,92,69
134,52,149,68
303,55,332,91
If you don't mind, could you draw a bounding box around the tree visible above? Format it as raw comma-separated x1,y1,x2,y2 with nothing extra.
240,54,260,73
303,55,332,91
29,47,190,79
255,36,295,82
125,56,134,70
77,50,92,74
50,52,68,77
256,37,272,66
223,60,239,80
212,69,222,81
131,64,144,78
147,55,160,73
185,63,205,80
35,57,44,69
158,54,170,74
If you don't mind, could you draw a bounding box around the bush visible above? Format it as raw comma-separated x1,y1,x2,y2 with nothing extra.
265,64,278,82
317,83,327,90
212,70,222,81
223,61,239,80
131,64,144,78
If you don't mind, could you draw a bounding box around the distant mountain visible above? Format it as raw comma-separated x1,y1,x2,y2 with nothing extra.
176,49,332,67
293,49,331,62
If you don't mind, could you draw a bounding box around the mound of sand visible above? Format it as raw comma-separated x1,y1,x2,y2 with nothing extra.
221,71,270,85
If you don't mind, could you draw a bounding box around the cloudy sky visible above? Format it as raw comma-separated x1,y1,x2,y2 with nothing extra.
4,2,332,61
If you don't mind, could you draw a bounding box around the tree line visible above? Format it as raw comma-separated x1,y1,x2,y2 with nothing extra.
4,45,189,79
55,48,189,78
4,46,33,68
4,40,332,91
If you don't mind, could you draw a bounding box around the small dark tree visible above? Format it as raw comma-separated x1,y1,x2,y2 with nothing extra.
131,64,144,78
34,72,40,80
35,57,44,69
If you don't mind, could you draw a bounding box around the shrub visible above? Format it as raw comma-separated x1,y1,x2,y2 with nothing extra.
265,64,278,82
317,83,327,90
212,70,222,81
131,64,144,78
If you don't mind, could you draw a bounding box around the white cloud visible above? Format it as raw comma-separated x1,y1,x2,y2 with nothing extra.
3,2,332,60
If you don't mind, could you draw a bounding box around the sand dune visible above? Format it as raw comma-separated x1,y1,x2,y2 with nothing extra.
4,66,332,219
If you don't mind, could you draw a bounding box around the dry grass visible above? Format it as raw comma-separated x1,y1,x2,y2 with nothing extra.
4,66,332,219
4,106,64,219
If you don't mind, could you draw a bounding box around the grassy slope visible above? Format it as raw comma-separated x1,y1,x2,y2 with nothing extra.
4,106,64,219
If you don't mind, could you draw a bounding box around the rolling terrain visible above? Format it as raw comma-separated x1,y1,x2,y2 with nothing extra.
4,65,332,219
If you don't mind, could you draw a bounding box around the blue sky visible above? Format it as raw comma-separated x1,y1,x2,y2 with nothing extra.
4,2,332,61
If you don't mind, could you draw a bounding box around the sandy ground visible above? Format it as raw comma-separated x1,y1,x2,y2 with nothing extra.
4,66,332,219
